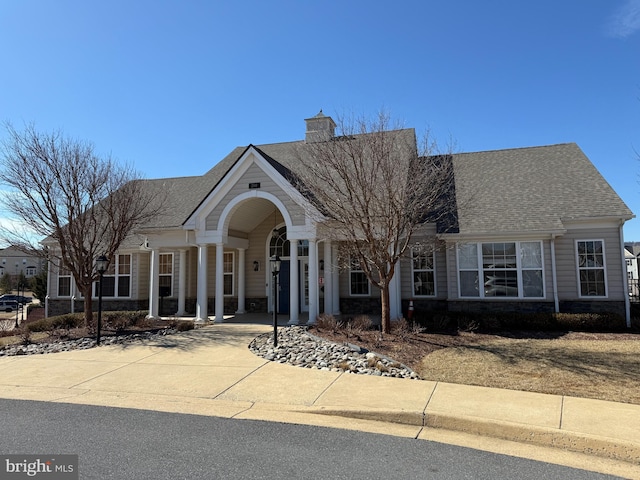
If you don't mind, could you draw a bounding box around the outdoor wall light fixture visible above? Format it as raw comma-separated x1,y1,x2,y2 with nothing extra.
319,259,324,271
253,260,260,272
95,254,109,346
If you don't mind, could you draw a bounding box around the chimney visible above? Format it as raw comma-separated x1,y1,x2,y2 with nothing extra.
304,110,336,143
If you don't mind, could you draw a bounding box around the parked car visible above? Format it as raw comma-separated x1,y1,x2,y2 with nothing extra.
0,294,32,304
0,300,18,312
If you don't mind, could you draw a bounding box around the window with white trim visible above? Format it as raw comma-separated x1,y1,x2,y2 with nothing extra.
26,266,36,277
349,257,370,296
159,253,172,297
94,254,131,297
576,240,606,297
457,242,544,298
223,252,234,296
411,248,435,296
58,264,72,297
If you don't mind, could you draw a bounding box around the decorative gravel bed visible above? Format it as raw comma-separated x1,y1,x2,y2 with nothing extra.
249,326,420,379
0,329,179,357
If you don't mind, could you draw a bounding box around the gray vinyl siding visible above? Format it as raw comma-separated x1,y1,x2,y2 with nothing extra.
205,163,307,230
446,245,458,299
245,214,281,297
554,227,625,301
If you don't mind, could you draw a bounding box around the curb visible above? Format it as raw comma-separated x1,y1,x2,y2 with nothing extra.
304,407,640,466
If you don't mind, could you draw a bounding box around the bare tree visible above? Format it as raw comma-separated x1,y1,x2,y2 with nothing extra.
0,123,163,326
293,112,456,333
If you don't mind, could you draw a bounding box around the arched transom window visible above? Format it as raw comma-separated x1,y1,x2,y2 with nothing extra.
269,226,309,257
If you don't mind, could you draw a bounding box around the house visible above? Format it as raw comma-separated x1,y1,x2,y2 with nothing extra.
45,113,635,326
0,247,45,282
624,246,639,300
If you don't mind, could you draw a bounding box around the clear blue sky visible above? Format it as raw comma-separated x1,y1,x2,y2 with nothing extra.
1,1,639,238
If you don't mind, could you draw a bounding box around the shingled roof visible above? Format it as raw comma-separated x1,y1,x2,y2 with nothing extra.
451,143,633,235
135,139,632,236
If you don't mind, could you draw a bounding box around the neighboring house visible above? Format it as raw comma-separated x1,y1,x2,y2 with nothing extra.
0,247,45,282
44,113,635,325
624,246,639,300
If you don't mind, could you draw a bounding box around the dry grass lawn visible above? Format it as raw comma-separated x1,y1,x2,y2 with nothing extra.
311,324,640,406
416,335,640,405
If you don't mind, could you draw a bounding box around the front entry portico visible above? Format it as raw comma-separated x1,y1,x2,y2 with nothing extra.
140,145,348,325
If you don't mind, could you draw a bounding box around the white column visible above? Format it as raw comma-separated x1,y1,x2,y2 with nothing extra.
389,261,402,320
288,243,299,325
196,244,208,322
215,242,225,323
147,249,160,319
176,249,187,316
236,248,246,314
323,241,332,316
308,239,318,324
331,244,341,314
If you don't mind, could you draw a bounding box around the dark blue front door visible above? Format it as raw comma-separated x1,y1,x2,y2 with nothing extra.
278,260,290,314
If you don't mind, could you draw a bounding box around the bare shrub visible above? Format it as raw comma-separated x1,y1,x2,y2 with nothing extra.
20,329,32,345
316,314,342,333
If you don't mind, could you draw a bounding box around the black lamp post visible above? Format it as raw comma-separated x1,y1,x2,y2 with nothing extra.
14,278,21,329
95,255,109,346
270,255,281,347
20,259,26,323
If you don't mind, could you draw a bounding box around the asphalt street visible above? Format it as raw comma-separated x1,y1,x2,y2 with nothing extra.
0,399,622,480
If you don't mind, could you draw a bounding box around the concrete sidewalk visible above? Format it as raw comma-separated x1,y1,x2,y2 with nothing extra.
1,323,639,478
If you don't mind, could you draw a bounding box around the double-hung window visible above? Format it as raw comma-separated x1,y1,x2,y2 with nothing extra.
576,240,606,297
349,257,370,296
411,248,435,296
58,264,72,297
95,254,131,298
457,242,544,298
159,253,173,297
223,252,234,296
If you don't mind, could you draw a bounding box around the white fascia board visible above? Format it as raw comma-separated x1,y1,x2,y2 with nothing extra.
560,216,633,229
183,146,322,232
439,229,567,243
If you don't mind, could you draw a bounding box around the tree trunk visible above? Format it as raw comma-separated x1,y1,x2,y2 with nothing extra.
380,282,391,334
82,285,93,328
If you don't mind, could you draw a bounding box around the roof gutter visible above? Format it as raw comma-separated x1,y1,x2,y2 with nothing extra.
438,229,567,242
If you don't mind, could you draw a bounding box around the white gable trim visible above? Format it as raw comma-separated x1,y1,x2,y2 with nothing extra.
183,146,322,232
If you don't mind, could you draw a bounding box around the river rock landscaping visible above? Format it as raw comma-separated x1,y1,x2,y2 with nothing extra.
248,326,420,379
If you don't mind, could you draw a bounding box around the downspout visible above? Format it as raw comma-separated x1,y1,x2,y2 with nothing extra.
550,235,559,313
619,223,631,328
